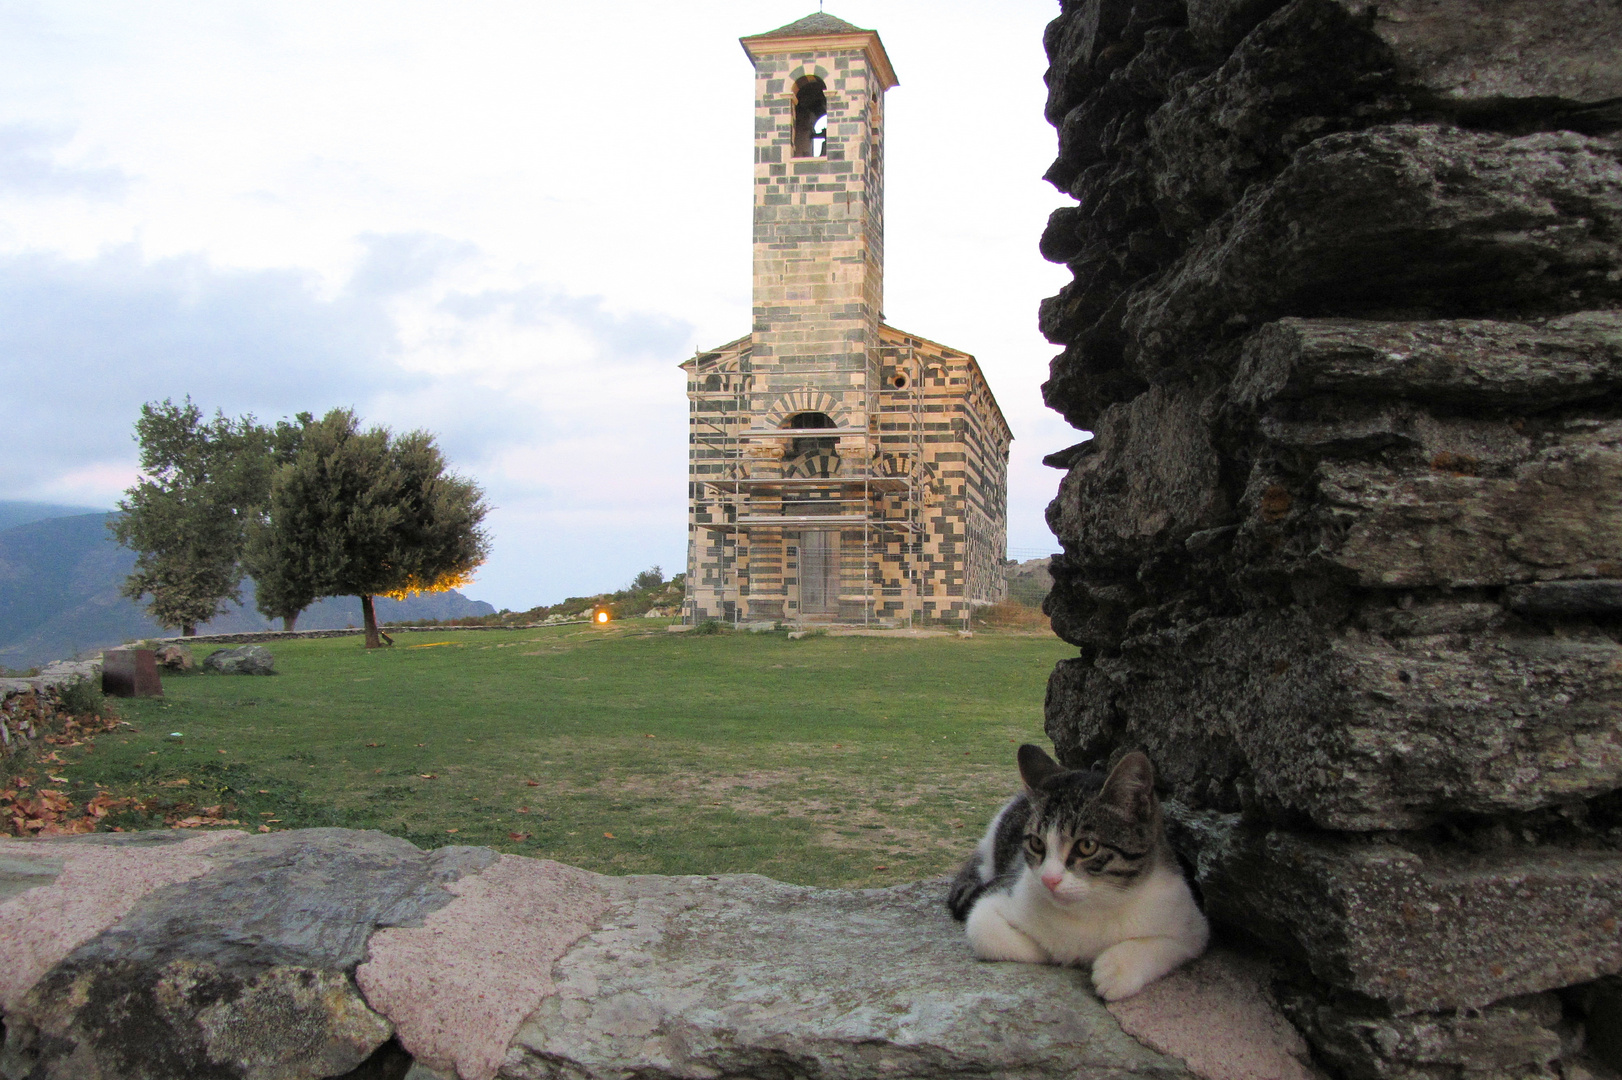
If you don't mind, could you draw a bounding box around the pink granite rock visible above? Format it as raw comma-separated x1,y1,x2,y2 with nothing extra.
357,855,609,1080
1109,949,1319,1080
0,831,242,1011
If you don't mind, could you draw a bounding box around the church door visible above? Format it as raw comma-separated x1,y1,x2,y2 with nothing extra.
799,531,839,615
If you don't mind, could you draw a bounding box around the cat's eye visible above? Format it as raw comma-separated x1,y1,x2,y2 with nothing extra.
1073,838,1099,859
1025,835,1046,856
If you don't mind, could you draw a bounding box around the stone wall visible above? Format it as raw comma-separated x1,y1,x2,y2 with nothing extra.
1035,1,1622,1077
0,827,1318,1080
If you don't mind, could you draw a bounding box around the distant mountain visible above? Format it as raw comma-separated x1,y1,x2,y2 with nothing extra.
0,500,109,533
0,512,496,669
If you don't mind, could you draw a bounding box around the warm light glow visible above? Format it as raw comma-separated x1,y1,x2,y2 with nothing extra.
595,610,610,624
382,566,484,602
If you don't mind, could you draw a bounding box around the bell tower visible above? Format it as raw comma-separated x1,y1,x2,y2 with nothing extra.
739,14,898,420
682,14,1008,630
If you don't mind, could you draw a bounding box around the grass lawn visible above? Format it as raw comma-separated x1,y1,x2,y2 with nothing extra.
50,623,1074,888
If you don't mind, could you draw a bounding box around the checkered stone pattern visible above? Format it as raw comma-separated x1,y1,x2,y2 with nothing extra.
680,20,1010,626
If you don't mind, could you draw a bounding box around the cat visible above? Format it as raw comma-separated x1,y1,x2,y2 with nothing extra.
946,744,1208,1001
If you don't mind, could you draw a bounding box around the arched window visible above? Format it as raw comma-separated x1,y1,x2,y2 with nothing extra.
792,77,827,159
783,411,839,476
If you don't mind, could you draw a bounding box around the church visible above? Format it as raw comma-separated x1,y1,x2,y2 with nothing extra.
682,13,1011,627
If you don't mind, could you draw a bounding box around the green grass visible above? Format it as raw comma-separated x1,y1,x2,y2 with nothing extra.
54,624,1072,887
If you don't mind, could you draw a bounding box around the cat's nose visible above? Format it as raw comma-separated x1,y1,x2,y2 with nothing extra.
1040,869,1064,891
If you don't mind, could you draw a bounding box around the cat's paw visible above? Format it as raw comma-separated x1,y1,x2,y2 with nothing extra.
1091,945,1153,1001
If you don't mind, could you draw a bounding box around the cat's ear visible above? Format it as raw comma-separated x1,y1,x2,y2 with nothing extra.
1017,743,1063,795
1100,751,1156,819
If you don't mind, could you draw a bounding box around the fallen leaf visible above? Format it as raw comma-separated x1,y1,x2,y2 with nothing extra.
418,774,437,779
259,824,272,832
525,780,540,787
603,831,615,838
257,789,270,794
516,806,529,814
47,775,68,784
160,778,191,788
508,831,531,841
365,742,384,748
260,811,275,817
445,828,459,834
414,743,425,747
644,734,656,739
873,865,888,871
217,750,227,755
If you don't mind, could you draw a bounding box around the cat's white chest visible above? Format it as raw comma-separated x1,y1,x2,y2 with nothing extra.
1004,872,1135,964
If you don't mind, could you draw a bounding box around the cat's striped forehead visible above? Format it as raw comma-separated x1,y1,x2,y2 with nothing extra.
1027,767,1156,845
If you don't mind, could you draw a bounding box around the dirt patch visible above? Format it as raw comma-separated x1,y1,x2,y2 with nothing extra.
538,752,1015,860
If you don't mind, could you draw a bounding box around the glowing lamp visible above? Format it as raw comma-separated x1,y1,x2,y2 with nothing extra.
595,610,610,624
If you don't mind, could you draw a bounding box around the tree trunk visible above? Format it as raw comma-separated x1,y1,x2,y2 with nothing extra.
361,594,380,648
182,623,196,637
283,612,299,632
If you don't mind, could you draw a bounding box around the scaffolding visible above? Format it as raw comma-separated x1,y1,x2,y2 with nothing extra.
684,340,927,627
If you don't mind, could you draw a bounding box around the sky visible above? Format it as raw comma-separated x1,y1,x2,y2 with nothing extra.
0,0,1078,609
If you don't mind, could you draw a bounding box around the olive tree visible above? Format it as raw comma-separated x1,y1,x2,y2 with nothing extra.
254,409,490,648
112,399,301,635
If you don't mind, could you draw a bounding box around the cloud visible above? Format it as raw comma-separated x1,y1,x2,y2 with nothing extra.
0,237,696,607
0,244,407,501
348,231,478,297
437,285,692,366
0,125,129,198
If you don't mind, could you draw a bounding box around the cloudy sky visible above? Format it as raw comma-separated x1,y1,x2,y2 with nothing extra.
0,0,1076,609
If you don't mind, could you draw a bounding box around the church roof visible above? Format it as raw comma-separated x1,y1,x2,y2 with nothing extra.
751,13,870,39
740,12,897,89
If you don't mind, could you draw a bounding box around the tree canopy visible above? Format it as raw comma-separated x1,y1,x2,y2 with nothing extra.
111,398,305,635
253,408,490,647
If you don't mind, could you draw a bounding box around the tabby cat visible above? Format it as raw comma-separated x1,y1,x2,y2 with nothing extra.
947,745,1208,1000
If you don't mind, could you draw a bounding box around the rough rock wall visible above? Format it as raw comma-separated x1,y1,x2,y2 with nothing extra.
1036,1,1622,1076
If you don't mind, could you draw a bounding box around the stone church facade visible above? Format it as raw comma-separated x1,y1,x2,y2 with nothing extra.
683,13,1012,627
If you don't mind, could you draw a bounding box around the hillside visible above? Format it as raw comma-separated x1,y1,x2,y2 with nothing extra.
0,501,107,533
0,511,494,669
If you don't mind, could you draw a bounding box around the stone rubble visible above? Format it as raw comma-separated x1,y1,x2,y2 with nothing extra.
1035,1,1622,1077
201,643,276,675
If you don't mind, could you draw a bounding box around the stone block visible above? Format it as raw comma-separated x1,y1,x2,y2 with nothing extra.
1125,126,1622,377
1045,385,1229,571
1046,608,1622,830
1168,809,1622,1013
513,873,1189,1080
100,649,161,698
202,644,275,676
1298,426,1622,589
1326,0,1622,107
1233,312,1622,411
1,829,496,1079
1279,986,1566,1080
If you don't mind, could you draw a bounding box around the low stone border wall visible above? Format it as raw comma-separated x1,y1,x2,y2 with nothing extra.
140,623,584,647
0,827,1314,1080
0,657,102,700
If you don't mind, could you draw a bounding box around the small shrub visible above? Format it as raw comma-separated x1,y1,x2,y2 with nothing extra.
973,601,1051,631
56,677,110,718
693,619,724,635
